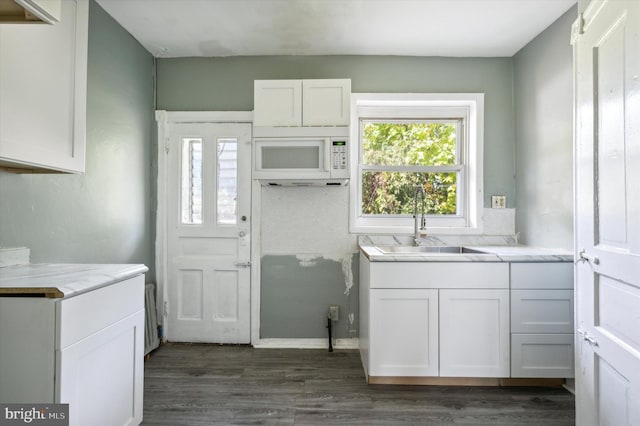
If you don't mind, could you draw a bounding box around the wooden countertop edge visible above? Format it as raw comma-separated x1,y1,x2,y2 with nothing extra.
0,287,64,298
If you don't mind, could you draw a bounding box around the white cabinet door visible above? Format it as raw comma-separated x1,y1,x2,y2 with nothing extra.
56,274,145,426
0,0,88,173
253,80,302,127
369,289,439,377
440,289,510,377
302,79,351,126
57,310,144,426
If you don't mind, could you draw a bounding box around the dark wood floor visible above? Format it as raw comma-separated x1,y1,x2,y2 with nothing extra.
143,344,575,425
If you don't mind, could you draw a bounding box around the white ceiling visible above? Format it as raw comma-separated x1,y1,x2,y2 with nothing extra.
95,0,576,58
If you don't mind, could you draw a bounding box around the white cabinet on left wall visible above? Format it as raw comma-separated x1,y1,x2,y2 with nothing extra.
0,0,88,173
0,263,148,426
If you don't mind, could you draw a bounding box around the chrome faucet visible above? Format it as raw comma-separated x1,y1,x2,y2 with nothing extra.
413,186,427,246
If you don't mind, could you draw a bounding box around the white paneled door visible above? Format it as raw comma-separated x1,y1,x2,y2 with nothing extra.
166,123,252,343
574,1,640,425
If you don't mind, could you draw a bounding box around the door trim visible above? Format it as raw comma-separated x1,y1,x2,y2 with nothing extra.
155,111,256,343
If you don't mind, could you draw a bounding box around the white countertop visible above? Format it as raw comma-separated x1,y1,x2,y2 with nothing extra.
360,244,573,262
0,263,149,298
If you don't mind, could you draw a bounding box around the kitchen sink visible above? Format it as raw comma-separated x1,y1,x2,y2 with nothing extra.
375,245,487,254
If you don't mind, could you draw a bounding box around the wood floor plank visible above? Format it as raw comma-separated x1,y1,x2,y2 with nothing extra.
143,344,575,425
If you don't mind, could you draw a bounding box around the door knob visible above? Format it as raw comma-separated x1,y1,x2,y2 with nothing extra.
578,249,599,265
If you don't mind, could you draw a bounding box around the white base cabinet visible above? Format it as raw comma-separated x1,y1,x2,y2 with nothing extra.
360,255,574,382
0,274,145,426
510,263,574,378
360,256,510,379
440,289,510,377
369,289,439,377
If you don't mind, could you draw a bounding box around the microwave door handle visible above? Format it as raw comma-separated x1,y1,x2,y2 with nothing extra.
324,139,331,172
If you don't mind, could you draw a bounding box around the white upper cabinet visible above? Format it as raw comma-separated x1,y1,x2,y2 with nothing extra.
254,79,351,127
302,79,350,126
0,0,88,173
5,0,62,23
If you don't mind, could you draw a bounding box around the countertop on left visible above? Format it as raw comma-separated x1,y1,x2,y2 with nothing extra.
0,263,149,299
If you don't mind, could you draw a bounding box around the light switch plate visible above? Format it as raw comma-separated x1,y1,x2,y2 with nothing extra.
491,195,506,209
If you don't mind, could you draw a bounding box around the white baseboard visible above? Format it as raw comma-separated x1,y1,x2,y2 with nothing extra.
252,338,360,350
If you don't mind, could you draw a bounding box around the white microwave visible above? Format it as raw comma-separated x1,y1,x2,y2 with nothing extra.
253,137,349,186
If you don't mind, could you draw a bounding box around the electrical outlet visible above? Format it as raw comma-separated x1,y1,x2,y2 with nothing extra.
329,304,339,321
491,195,506,209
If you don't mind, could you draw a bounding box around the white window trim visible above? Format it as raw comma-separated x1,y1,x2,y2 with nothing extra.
349,93,484,235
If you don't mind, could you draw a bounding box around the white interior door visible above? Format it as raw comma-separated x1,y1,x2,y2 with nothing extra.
165,122,252,343
574,1,640,424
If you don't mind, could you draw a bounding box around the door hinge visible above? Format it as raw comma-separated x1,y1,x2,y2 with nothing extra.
165,137,170,154
163,300,169,317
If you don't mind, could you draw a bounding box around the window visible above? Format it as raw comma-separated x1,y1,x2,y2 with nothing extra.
216,139,238,225
181,138,203,225
350,93,484,233
180,136,238,226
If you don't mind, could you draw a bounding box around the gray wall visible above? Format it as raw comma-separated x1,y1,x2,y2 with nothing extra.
157,56,515,339
157,56,515,208
514,6,576,250
0,1,156,279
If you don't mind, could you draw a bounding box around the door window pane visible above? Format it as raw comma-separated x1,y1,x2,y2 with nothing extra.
217,139,237,225
181,138,202,224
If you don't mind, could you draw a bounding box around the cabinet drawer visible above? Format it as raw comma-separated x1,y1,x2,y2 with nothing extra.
370,262,509,289
511,263,573,289
511,289,573,333
511,334,574,378
57,275,145,349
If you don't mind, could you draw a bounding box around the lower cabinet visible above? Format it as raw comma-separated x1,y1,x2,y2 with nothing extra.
369,289,439,376
360,256,574,382
361,256,511,379
510,263,574,378
0,274,145,426
439,289,510,377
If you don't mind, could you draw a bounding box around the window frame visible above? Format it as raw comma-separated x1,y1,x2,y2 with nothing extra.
349,93,484,234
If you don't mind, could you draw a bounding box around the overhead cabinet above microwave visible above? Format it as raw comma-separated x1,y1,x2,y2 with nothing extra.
253,79,351,128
